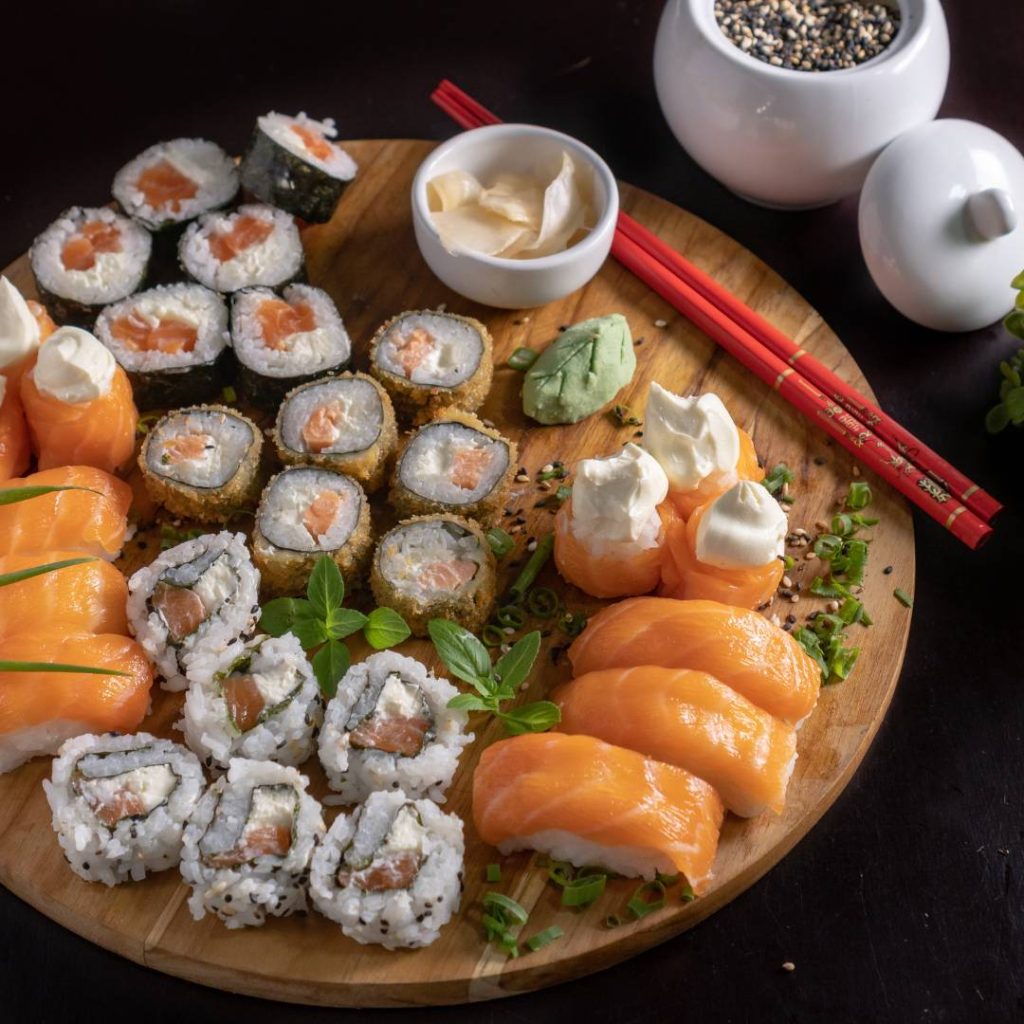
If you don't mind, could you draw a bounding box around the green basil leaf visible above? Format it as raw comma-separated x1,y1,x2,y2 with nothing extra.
311,639,350,698
290,614,330,651
259,597,310,637
494,630,541,694
307,556,344,619
0,660,130,676
499,700,561,735
0,485,99,506
0,556,95,590
428,619,494,690
363,607,411,650
326,607,368,640
447,693,492,712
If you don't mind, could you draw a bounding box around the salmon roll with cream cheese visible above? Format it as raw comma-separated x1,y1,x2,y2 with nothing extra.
389,410,516,525
273,373,398,492
179,203,304,295
240,112,358,224
139,405,262,523
95,283,230,410
30,207,152,326
370,515,497,637
231,284,351,409
252,466,372,596
369,310,493,423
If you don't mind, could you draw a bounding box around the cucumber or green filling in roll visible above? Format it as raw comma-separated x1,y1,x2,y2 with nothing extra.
201,783,298,868
346,671,436,758
72,751,179,827
337,802,426,891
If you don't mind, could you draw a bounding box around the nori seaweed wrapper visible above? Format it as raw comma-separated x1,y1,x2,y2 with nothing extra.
128,347,231,412
235,356,351,413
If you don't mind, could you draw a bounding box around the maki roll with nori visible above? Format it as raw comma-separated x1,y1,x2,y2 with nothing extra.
318,651,472,804
310,789,465,948
179,203,304,295
180,758,324,929
369,310,493,423
370,515,497,637
274,373,398,491
231,283,351,409
253,466,372,596
30,207,152,325
138,405,262,522
127,531,261,691
95,283,230,409
112,138,239,231
240,111,358,224
181,633,322,772
390,410,516,524
44,732,205,885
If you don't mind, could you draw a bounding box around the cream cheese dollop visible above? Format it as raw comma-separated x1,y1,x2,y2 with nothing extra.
643,383,740,491
33,326,116,404
0,276,41,371
695,480,788,569
571,443,668,546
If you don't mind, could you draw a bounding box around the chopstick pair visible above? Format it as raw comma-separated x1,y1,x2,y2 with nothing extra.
430,79,999,549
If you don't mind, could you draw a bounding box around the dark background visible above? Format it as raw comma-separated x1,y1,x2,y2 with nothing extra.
2,1,1022,1021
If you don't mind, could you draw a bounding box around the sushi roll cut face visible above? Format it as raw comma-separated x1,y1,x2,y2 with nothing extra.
30,207,152,323
44,733,205,885
180,203,304,295
181,759,324,929
181,633,323,771
253,467,372,595
371,515,497,637
310,790,465,949
370,311,493,421
274,373,398,491
127,532,260,692
318,650,472,803
112,138,239,230
241,112,357,224
140,405,262,523
95,284,229,409
391,411,515,523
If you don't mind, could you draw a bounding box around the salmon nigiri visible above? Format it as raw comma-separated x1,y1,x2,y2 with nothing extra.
0,632,152,772
0,550,129,638
554,667,797,817
0,465,132,560
553,444,679,599
0,376,30,480
20,326,138,474
568,597,821,727
473,732,724,890
0,277,55,385
643,384,763,520
660,480,787,609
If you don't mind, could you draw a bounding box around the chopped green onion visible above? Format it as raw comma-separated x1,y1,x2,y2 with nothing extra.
486,527,515,558
554,484,572,504
221,384,238,403
495,605,527,630
782,554,795,572
559,611,588,637
510,533,554,601
548,861,575,888
486,863,502,883
894,587,913,608
604,915,623,929
846,481,872,510
508,347,539,371
655,872,680,887
813,534,843,559
611,404,642,427
762,463,794,497
679,881,696,903
135,411,163,436
526,587,561,618
561,874,606,908
482,891,528,925
525,925,564,952
481,624,506,648
626,880,667,919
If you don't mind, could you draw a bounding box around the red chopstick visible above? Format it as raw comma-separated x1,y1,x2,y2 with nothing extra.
431,80,995,548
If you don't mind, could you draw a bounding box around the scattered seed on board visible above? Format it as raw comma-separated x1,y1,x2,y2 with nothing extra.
654,319,668,328
782,961,796,973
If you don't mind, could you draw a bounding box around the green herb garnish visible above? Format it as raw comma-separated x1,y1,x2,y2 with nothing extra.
481,624,506,648
524,925,564,952
611,404,642,427
431,620,559,735
486,863,502,883
894,587,914,608
554,484,573,504
604,915,623,929
626,880,667,919
481,891,529,957
363,607,412,650
846,480,872,509
762,463,794,497
986,274,1024,432
508,347,539,372
486,527,515,557
559,610,588,637
135,411,163,437
509,532,554,601
526,586,561,619
221,384,238,403
0,556,95,590
537,464,568,481
0,484,99,506
495,605,527,630
680,880,696,903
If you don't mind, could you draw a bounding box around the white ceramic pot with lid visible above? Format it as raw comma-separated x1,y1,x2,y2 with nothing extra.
653,0,950,209
858,119,1024,332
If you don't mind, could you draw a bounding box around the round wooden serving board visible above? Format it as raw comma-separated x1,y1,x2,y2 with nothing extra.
0,139,914,1007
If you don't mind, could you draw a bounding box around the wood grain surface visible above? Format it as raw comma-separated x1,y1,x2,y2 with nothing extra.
0,139,914,1006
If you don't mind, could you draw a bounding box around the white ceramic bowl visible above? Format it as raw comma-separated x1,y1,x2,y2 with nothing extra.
411,124,619,309
653,0,950,209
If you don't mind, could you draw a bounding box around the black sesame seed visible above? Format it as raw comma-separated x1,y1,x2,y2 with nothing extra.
883,565,894,575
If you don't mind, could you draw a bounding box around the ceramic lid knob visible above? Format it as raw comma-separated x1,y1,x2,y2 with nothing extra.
858,119,1024,332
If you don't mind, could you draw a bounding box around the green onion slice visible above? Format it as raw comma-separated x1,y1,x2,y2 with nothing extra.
846,480,872,509
486,527,515,558
525,925,564,952
481,624,506,648
507,347,539,371
509,533,554,601
526,587,561,618
894,587,913,608
482,891,529,925
626,880,667,919
495,605,526,630
561,874,606,908
485,863,502,883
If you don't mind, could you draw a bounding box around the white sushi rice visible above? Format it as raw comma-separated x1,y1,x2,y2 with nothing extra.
180,758,324,929
256,467,363,552
257,112,357,181
231,284,350,378
30,206,152,306
113,138,239,228
398,422,510,505
127,531,260,692
318,651,472,803
180,633,323,772
95,283,229,373
277,375,384,456
44,732,205,886
378,519,488,602
310,790,464,949
180,203,303,294
144,407,256,489
374,312,484,387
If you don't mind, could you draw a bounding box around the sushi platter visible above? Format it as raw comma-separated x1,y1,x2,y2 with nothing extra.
0,137,914,1006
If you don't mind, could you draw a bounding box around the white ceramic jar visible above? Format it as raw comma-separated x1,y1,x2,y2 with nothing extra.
653,0,950,209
